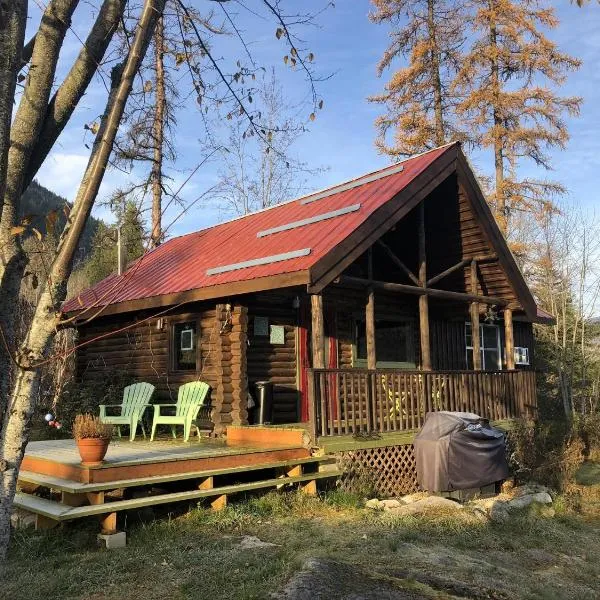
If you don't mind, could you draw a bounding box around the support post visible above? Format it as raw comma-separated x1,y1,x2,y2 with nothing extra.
366,290,376,371
504,307,515,370
310,294,325,369
418,203,431,371
470,260,481,371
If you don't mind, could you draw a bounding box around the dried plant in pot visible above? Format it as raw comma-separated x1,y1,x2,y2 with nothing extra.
73,414,113,466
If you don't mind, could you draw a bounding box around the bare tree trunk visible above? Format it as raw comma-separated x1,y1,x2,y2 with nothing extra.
0,0,166,560
0,0,76,423
488,4,507,234
0,0,27,421
150,15,165,248
427,0,445,146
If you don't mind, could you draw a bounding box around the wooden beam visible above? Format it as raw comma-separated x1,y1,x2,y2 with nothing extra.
426,254,497,287
376,239,419,285
366,289,376,370
336,276,508,307
470,260,482,371
310,294,325,369
504,307,515,370
308,146,459,293
418,203,431,371
366,248,376,370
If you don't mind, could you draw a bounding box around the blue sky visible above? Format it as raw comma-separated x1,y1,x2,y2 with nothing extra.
33,1,600,237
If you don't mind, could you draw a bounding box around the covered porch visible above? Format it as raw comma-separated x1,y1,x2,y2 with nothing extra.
304,184,539,440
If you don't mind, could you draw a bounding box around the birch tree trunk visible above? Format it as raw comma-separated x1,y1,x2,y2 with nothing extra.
0,0,166,560
0,0,27,422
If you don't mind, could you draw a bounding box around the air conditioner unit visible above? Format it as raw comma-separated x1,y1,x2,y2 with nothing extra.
514,346,529,366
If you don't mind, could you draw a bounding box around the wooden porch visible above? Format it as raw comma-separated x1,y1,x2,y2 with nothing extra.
14,428,339,531
308,368,537,439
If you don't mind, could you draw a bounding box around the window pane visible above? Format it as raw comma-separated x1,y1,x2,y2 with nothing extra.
356,319,412,364
483,349,500,370
465,323,472,348
174,322,197,371
482,325,498,349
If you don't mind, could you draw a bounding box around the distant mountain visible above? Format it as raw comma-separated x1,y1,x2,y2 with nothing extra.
20,180,101,263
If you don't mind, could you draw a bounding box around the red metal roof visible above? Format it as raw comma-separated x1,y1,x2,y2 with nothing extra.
63,144,456,314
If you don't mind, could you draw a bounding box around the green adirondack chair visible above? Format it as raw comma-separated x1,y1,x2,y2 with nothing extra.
150,381,210,442
99,382,155,442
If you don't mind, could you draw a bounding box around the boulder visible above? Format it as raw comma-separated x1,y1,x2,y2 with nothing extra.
365,498,384,510
508,492,552,510
386,496,463,516
238,535,280,550
381,499,403,510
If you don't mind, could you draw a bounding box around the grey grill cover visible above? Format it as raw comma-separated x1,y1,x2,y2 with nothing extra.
414,411,509,492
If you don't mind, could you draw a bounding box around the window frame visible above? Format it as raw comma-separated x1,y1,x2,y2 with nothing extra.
465,322,502,371
168,314,202,374
352,313,416,369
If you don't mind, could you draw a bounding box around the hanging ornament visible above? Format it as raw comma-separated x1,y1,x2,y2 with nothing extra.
44,413,54,422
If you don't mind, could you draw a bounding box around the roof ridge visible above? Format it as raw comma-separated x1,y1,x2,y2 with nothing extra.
160,142,459,246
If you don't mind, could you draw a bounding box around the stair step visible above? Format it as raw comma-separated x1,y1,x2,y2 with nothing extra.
14,470,341,521
18,455,337,494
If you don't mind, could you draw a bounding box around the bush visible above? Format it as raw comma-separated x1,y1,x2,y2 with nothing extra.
509,418,585,491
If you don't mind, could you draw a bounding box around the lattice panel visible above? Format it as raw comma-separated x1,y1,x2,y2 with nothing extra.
337,443,418,497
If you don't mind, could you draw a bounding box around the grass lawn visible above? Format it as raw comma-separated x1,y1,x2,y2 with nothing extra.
3,481,600,600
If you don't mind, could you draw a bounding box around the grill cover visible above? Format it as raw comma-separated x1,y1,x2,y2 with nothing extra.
414,411,509,492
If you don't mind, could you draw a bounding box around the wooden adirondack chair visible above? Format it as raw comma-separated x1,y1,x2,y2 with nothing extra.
150,381,210,442
99,382,155,442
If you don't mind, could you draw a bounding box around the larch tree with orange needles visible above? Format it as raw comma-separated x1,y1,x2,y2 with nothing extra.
369,0,466,157
453,0,582,234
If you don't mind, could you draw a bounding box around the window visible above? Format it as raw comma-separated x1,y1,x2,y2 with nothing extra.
172,320,199,372
354,318,415,368
466,322,501,370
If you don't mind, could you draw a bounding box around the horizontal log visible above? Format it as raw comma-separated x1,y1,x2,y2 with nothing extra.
336,276,508,306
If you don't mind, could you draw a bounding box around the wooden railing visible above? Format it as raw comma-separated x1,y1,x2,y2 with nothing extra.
309,369,537,438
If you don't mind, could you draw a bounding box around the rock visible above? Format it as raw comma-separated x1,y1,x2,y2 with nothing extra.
381,499,402,510
508,491,553,510
386,496,463,516
365,498,384,510
238,535,280,550
399,492,429,504
272,558,430,599
512,484,551,498
489,501,511,523
11,508,36,529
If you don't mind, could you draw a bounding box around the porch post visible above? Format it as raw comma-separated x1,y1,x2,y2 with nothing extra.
418,203,431,371
470,260,482,370
504,307,515,370
366,247,377,370
310,294,325,369
366,290,376,370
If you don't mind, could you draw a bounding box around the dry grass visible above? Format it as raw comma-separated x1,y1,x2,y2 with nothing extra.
3,480,600,600
72,414,113,440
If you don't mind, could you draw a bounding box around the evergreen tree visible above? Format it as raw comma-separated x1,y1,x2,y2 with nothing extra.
83,201,145,285
369,0,466,157
454,0,581,233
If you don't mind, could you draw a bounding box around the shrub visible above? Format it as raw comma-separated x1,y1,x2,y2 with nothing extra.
509,418,585,491
72,414,113,440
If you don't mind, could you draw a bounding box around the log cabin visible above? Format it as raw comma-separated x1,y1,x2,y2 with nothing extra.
63,142,552,448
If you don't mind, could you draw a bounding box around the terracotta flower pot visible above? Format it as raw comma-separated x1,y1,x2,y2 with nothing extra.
76,438,110,466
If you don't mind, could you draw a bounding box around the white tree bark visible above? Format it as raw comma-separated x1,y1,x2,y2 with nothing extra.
0,0,166,560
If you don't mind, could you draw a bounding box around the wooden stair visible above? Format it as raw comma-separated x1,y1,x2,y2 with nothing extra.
15,454,340,531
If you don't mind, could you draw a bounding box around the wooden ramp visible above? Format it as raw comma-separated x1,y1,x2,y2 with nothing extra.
15,436,340,532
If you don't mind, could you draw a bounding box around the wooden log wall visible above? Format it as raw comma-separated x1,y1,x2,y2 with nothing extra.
246,291,300,424
75,301,250,434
